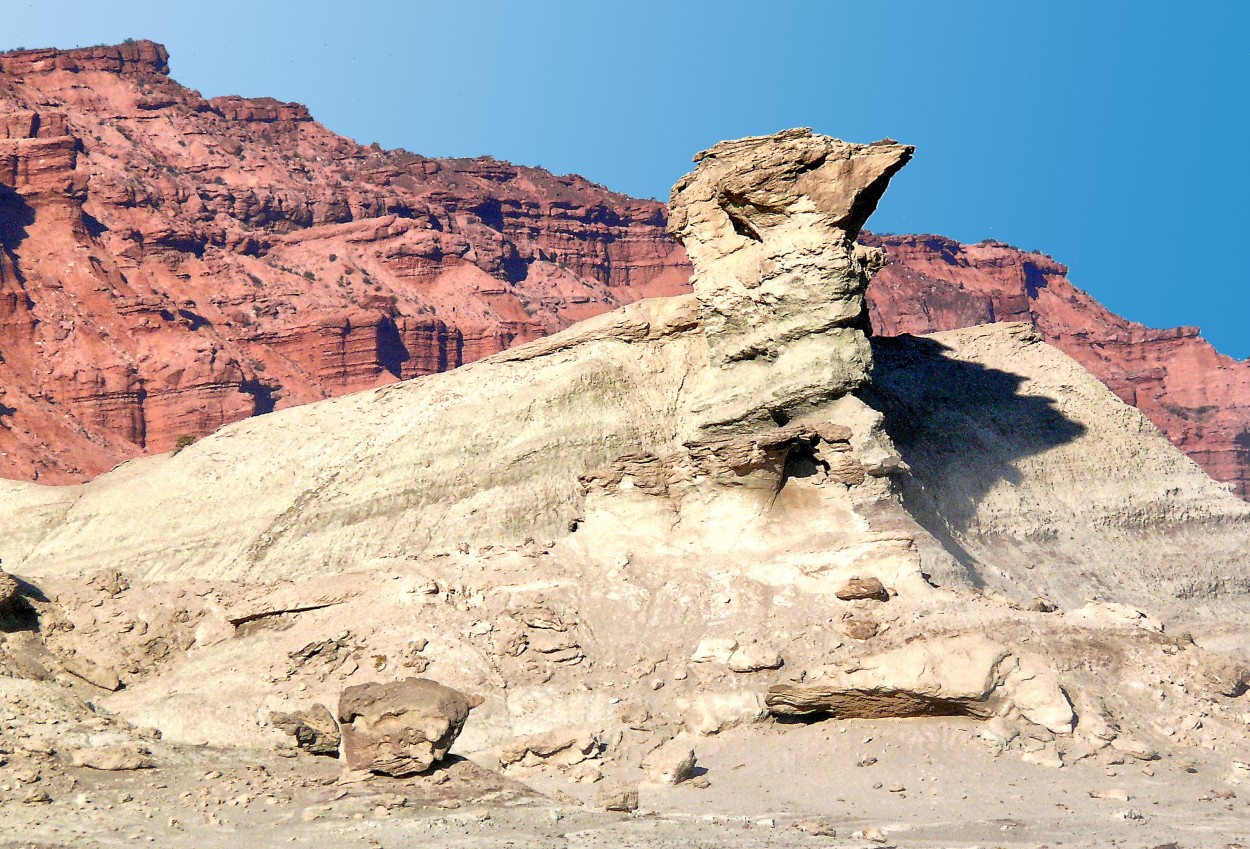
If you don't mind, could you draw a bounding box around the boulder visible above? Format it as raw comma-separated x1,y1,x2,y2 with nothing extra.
270,704,341,757
337,678,478,776
68,744,154,771
835,576,889,602
641,738,697,785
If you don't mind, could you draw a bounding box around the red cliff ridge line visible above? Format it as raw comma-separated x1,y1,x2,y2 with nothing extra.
1,41,1247,500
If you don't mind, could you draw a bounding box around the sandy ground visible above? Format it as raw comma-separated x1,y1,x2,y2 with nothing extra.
4,716,1248,848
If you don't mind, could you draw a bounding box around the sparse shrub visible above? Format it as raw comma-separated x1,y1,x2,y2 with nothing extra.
171,434,197,455
328,254,338,262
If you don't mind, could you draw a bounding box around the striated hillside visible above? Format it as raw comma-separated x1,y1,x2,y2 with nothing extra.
866,235,1250,499
2,40,1248,503
0,41,689,482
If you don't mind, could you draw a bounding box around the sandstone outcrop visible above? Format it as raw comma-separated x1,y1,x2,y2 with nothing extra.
668,130,911,432
865,234,1250,499
2,124,1250,846
1,40,1247,514
337,678,477,776
0,130,1248,821
765,635,1074,734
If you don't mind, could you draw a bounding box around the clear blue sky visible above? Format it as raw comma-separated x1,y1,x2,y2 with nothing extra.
5,1,1248,357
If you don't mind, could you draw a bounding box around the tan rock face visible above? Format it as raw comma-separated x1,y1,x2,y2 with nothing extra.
337,678,477,776
667,129,912,432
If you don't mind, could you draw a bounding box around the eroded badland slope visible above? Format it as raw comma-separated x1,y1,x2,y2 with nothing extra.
1,129,1248,847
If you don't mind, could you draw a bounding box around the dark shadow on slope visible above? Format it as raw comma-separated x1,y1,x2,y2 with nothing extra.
376,317,411,379
1,573,48,634
0,185,35,252
859,335,1086,578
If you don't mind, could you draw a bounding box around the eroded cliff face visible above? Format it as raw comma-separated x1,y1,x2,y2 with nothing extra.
0,41,689,482
2,131,1248,798
2,39,1248,505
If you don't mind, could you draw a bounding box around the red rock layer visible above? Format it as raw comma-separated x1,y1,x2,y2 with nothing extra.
864,235,1250,499
0,41,689,482
2,41,1247,501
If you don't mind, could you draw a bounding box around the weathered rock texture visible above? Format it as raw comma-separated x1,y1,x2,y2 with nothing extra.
0,41,689,483
337,678,476,775
668,130,911,431
765,635,1074,734
7,124,1250,845
1,130,1249,815
270,704,341,757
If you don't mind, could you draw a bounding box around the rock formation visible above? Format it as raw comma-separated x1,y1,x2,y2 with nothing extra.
765,635,1074,734
668,130,911,431
865,234,1250,499
338,678,477,776
0,41,689,483
1,39,1248,514
1,126,1249,846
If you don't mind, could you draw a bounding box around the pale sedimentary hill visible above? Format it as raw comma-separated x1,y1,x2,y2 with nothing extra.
2,131,1249,848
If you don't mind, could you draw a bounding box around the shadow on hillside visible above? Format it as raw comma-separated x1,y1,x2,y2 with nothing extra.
0,185,34,254
860,335,1086,579
1,573,47,634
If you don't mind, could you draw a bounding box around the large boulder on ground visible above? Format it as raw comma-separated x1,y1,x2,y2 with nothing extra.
337,677,478,776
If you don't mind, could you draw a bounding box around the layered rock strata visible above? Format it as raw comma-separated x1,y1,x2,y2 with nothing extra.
866,234,1250,499
1,40,1248,510
0,41,689,483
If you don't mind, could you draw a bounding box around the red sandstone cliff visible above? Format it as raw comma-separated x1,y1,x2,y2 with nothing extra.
2,41,1247,501
0,41,689,482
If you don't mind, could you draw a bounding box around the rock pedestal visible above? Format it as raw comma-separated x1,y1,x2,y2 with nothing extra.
667,129,912,433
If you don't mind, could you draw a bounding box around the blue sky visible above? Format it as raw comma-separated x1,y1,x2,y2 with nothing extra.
4,1,1248,356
